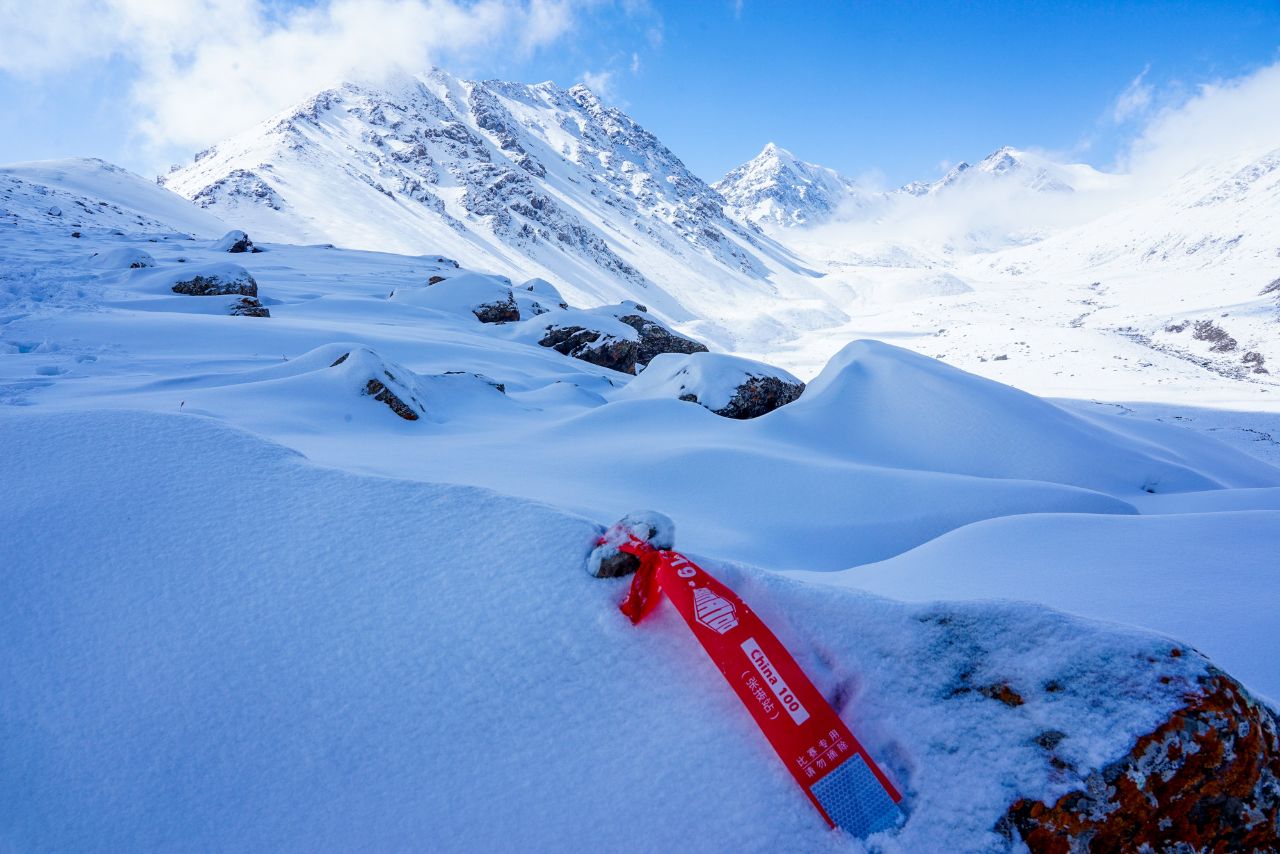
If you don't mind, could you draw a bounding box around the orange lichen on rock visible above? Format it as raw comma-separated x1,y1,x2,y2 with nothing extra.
1000,670,1280,851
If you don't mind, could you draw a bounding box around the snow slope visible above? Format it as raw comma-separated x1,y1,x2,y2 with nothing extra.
0,408,1225,851
827,509,1280,704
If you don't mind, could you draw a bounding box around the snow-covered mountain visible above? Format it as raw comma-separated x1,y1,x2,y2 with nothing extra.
713,142,871,228
897,146,1116,197
160,70,830,343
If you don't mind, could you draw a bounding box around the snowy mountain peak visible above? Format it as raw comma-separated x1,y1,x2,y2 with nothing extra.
715,143,869,229
159,68,818,335
896,146,1111,197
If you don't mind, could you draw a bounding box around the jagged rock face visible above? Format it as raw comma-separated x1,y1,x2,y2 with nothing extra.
711,375,805,419
171,269,258,297
539,325,638,374
616,314,707,366
1000,670,1280,851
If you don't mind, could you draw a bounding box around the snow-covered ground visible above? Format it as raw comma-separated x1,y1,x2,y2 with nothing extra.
4,144,1280,850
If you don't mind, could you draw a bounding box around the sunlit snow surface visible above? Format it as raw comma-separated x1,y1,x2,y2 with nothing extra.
3,158,1280,851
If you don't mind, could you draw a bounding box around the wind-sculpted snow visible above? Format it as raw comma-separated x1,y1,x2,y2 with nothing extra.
0,409,1229,851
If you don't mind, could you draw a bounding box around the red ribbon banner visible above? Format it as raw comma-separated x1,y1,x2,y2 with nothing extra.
618,538,904,839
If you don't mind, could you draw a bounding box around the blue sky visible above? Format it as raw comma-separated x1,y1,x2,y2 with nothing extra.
1,1,1278,185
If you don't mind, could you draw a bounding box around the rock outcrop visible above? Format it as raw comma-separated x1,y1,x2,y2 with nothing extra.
712,374,805,419
229,297,270,318
1000,668,1280,851
539,325,637,373
213,229,262,253
617,313,708,367
618,351,805,418
171,266,258,297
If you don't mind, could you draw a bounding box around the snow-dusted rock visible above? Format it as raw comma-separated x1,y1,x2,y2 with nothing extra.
1002,667,1280,850
587,510,676,578
170,263,259,297
622,352,804,418
229,297,270,318
330,348,428,420
213,229,261,253
526,302,704,375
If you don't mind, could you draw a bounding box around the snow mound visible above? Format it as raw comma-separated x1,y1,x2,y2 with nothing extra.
0,408,1225,851
618,351,803,413
766,340,1280,495
87,247,156,269
834,508,1280,700
390,272,519,323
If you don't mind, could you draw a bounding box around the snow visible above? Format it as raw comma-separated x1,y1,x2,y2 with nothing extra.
824,509,1280,703
4,81,1280,850
0,408,1217,852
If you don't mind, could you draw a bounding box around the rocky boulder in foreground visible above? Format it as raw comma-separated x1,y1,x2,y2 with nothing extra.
1000,667,1280,851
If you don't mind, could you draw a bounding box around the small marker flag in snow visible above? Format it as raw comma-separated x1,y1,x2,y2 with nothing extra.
616,537,905,839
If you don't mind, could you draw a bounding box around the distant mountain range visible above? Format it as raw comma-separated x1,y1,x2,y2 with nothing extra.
160,69,826,338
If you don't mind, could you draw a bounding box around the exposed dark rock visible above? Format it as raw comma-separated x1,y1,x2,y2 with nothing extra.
1192,319,1238,353
709,375,805,420
1000,669,1280,852
472,293,520,324
1165,320,1189,333
172,270,258,297
617,314,708,366
427,275,447,285
1243,351,1270,374
215,229,261,253
70,231,81,238
364,378,418,420
1262,277,1280,296
229,297,270,318
539,325,638,373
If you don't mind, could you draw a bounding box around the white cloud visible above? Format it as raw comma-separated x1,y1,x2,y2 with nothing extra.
0,0,592,152
580,68,615,99
630,52,641,74
1121,61,1280,189
1111,66,1152,123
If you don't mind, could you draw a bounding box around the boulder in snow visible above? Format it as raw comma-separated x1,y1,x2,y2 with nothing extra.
1001,667,1279,850
539,324,638,373
229,297,270,318
622,352,804,418
534,304,706,375
171,264,258,297
330,349,426,421
616,311,707,367
213,229,262,253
